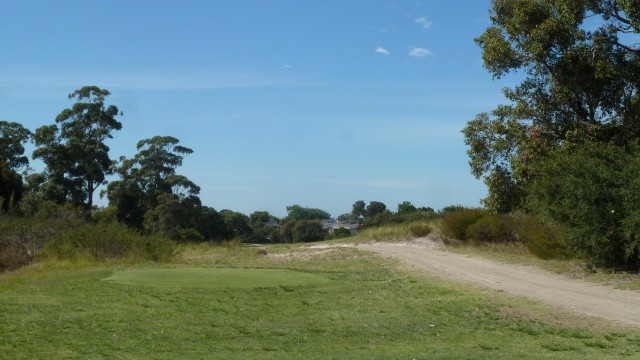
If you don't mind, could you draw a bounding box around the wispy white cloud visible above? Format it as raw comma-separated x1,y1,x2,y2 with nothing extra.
414,16,433,29
408,47,433,57
375,47,390,55
282,64,292,69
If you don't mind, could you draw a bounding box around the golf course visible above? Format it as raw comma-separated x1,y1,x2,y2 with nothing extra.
2,242,640,359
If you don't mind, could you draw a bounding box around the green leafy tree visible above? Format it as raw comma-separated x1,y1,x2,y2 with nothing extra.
0,121,32,171
0,121,31,211
292,220,326,243
220,210,252,240
397,201,417,215
283,205,330,222
249,211,279,243
107,136,199,228
33,86,122,208
365,201,387,219
351,200,366,219
529,142,640,268
0,159,23,212
464,0,640,213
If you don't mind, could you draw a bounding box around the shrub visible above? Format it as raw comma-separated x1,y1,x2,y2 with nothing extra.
40,222,176,262
441,208,488,240
326,227,352,240
528,142,640,268
517,216,572,260
409,223,432,237
465,215,516,243
0,208,85,271
292,220,326,243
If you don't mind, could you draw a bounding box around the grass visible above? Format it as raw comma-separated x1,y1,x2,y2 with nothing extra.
2,243,640,359
103,267,331,289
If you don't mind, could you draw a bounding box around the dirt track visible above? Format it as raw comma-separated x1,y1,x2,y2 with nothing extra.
357,239,640,327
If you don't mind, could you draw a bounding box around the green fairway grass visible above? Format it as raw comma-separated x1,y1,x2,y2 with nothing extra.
103,267,331,289
1,246,640,359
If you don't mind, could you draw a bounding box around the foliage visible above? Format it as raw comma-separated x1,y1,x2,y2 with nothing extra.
517,216,572,260
528,142,640,268
0,203,86,270
365,200,387,218
248,211,279,243
464,0,640,213
327,227,352,240
351,200,365,219
279,220,297,243
33,86,122,208
0,160,23,212
465,214,517,243
220,210,252,241
40,222,175,262
363,209,393,228
0,120,32,171
441,208,489,241
107,135,198,229
282,204,330,222
408,223,432,237
396,201,417,215
292,220,325,243
439,204,465,214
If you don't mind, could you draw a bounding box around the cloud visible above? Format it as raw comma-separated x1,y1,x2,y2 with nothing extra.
414,17,433,29
375,47,390,55
408,47,433,57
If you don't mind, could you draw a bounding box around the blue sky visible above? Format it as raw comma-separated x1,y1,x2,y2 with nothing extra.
1,0,517,218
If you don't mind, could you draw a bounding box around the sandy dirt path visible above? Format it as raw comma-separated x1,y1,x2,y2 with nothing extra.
357,240,640,327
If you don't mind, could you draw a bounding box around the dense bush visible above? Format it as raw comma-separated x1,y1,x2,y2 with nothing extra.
441,208,488,240
292,220,326,243
0,205,85,270
326,227,352,240
409,223,432,237
517,216,572,260
41,222,176,262
529,142,640,268
465,215,516,243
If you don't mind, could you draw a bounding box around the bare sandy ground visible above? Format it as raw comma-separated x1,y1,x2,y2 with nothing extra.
356,239,640,327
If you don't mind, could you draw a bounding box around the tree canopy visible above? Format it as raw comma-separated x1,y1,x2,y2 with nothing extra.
464,0,640,213
33,86,122,209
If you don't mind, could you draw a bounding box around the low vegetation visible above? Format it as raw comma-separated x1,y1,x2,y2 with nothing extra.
2,245,639,359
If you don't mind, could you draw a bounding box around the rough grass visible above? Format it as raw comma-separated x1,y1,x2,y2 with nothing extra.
1,244,640,359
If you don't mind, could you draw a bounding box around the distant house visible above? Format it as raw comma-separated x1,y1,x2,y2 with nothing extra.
263,220,280,228
321,220,358,235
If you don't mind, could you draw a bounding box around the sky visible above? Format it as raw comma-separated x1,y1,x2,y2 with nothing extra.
0,0,520,218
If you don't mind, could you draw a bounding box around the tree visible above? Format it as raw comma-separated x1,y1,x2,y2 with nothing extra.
351,200,366,219
292,220,326,243
397,201,417,215
528,142,640,268
0,121,31,212
283,205,330,222
220,210,252,240
463,0,640,213
107,136,199,228
249,211,279,243
33,86,122,208
0,159,23,212
0,121,32,171
365,201,387,218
